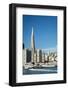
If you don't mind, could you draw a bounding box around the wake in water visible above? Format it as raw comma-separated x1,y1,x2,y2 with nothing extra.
23,67,57,75
28,68,57,72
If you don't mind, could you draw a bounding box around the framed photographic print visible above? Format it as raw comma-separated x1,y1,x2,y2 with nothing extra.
9,3,66,86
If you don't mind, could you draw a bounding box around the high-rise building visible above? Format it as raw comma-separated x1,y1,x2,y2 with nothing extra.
36,49,42,63
33,52,37,63
31,27,35,62
31,27,35,52
42,53,45,63
23,48,31,65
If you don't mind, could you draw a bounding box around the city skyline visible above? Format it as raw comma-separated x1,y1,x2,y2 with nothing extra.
23,27,57,70
23,15,57,49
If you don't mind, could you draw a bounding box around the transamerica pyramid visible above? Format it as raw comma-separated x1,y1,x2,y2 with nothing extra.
31,27,35,53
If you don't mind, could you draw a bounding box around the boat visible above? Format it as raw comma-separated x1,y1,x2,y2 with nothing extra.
42,64,56,68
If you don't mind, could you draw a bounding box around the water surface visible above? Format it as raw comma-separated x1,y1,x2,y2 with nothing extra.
23,66,57,75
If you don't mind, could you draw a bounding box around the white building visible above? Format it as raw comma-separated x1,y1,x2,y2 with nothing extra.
36,49,42,63
42,53,45,63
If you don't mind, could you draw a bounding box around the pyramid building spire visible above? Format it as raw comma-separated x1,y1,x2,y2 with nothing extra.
31,27,35,52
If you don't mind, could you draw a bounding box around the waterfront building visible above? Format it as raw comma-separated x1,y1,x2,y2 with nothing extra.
36,49,42,63
44,54,48,62
23,48,31,65
33,52,37,63
42,53,45,63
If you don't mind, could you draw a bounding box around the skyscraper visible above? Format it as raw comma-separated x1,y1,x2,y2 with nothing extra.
31,27,35,52
31,27,35,62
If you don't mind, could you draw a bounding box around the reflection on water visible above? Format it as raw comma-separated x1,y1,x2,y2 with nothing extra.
23,66,57,75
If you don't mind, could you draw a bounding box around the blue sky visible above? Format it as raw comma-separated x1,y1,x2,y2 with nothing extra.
23,15,57,49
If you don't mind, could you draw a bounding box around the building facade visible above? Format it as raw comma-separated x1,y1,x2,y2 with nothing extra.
23,49,31,65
